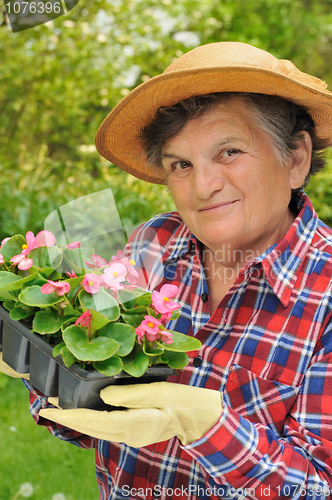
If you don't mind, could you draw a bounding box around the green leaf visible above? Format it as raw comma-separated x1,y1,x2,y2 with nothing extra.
143,342,164,357
10,306,32,321
89,308,111,333
79,288,120,321
135,293,152,307
170,310,180,320
60,345,77,367
66,276,84,291
62,302,81,318
22,275,48,289
37,268,60,279
157,330,202,353
0,271,38,292
63,325,120,361
121,312,145,328
161,351,189,369
99,322,136,356
93,356,123,377
53,342,66,358
0,291,16,301
27,246,63,270
19,285,64,307
122,351,149,377
2,300,16,311
0,235,26,261
32,310,76,334
117,289,136,310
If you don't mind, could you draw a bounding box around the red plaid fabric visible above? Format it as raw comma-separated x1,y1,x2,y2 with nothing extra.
25,192,332,499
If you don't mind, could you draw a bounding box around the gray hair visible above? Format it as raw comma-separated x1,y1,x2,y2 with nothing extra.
140,92,331,188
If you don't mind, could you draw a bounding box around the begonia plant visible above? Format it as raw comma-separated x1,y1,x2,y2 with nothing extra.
0,231,201,377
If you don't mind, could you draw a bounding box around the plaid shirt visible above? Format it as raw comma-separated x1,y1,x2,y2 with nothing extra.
25,191,332,500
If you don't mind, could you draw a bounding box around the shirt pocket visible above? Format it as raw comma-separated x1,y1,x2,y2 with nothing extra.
224,364,300,436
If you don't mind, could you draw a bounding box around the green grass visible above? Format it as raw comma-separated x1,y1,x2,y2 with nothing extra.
0,375,98,500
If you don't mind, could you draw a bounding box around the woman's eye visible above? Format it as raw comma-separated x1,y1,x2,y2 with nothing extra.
173,161,191,170
222,149,240,158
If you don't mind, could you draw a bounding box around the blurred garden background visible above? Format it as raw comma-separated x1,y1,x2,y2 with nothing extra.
1,0,332,498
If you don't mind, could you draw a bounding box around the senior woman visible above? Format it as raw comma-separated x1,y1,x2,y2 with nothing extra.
9,42,332,499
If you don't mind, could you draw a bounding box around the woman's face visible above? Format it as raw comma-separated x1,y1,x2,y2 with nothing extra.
161,98,310,259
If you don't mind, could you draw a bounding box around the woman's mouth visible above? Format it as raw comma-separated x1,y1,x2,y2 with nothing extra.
198,200,239,212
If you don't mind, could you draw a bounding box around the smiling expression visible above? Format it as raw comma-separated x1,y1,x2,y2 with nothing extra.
161,98,309,259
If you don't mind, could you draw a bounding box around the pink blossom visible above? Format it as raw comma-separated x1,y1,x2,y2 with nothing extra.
102,263,127,291
140,315,163,341
159,329,174,344
41,280,70,296
0,237,10,247
136,316,174,345
135,326,146,344
66,269,77,278
75,310,92,327
82,273,100,294
10,253,34,270
85,253,108,270
10,230,55,270
32,230,56,248
151,284,180,314
66,241,81,249
110,250,139,284
0,238,10,264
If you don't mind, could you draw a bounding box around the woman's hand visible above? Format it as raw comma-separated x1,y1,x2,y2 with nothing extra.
40,381,223,447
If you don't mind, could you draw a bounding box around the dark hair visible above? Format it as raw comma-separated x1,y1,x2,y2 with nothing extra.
140,92,332,188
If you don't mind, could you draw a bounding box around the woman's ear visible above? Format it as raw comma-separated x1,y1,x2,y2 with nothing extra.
289,131,312,189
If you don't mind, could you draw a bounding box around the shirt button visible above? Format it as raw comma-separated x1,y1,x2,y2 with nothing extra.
201,292,208,302
193,356,202,367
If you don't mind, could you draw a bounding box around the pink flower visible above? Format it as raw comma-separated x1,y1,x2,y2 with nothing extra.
159,329,174,345
10,230,55,270
75,310,92,327
102,263,127,291
151,284,180,314
41,280,70,296
66,269,77,278
0,237,10,264
136,316,174,345
110,250,139,284
82,273,100,294
140,315,163,341
10,253,34,270
66,241,81,249
135,326,146,344
85,253,108,270
1,237,10,247
31,230,56,249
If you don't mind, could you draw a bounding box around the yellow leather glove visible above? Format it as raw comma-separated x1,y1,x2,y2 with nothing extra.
40,381,223,447
0,352,29,379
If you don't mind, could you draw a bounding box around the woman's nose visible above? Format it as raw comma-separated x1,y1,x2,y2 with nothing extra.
192,161,225,199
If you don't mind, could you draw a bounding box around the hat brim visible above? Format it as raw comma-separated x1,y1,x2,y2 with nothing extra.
95,66,332,184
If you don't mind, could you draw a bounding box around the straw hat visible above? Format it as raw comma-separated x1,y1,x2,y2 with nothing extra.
95,41,332,184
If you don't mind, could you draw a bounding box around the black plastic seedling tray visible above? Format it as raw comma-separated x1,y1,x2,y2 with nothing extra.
0,305,175,409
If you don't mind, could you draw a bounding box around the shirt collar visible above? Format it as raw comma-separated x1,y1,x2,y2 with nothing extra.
162,192,318,308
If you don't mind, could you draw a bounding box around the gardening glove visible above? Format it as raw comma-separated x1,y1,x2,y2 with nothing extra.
0,352,29,379
39,381,223,447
